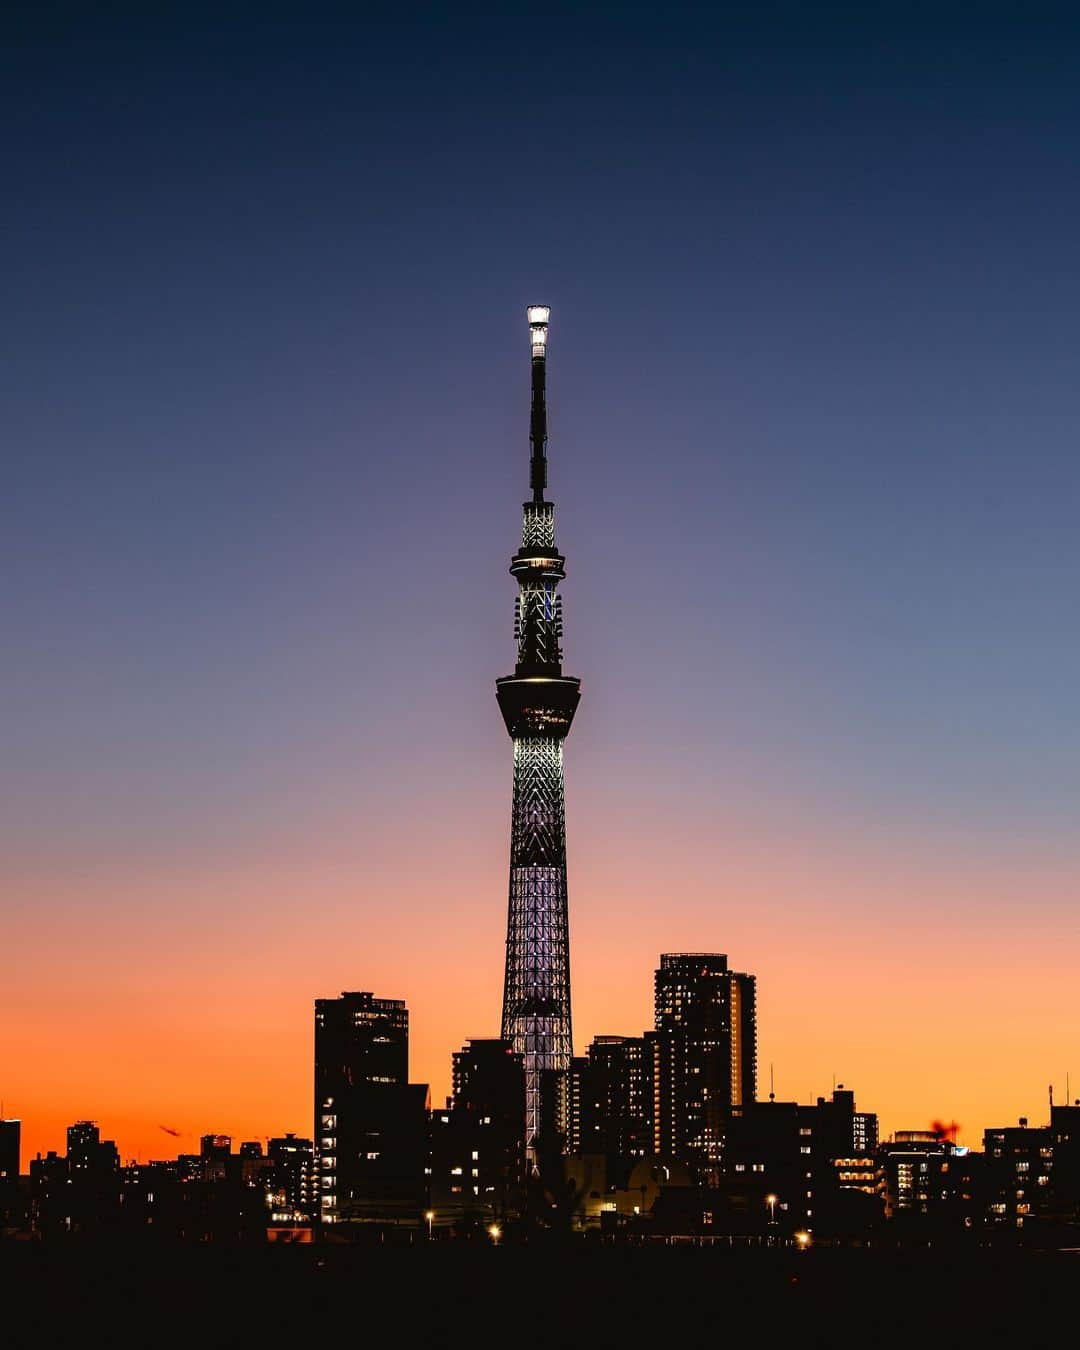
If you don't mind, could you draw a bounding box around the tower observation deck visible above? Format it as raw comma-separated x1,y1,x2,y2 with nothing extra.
496,306,580,1162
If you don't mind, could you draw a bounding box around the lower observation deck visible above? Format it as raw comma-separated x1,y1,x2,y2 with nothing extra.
495,673,581,739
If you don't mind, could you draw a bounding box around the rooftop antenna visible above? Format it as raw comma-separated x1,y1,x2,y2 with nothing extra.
769,1063,775,1102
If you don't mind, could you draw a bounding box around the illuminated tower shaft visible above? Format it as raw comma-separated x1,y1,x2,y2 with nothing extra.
496,307,580,1158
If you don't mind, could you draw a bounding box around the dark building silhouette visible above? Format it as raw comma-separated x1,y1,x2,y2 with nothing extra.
497,306,580,1160
725,1087,880,1238
983,1105,1080,1238
29,1150,70,1237
67,1121,120,1232
651,954,756,1178
29,1122,120,1235
198,1133,233,1181
67,1120,118,1175
238,1141,274,1195
116,1154,268,1243
876,1130,982,1239
566,1036,651,1185
0,1118,21,1228
315,992,408,1098
536,1065,569,1175
429,1039,526,1227
0,1118,19,1186
314,990,428,1229
107,1134,312,1242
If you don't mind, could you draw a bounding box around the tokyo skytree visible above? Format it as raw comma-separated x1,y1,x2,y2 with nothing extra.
496,306,580,1160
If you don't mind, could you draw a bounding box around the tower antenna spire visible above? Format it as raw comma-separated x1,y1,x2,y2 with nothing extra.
527,306,550,503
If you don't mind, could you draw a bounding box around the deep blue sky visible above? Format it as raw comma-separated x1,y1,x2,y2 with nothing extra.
6,3,1077,849
3,3,1079,1149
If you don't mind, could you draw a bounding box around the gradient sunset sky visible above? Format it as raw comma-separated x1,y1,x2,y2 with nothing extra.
3,3,1078,1165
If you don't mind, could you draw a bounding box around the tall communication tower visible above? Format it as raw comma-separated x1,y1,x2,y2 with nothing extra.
496,306,580,1160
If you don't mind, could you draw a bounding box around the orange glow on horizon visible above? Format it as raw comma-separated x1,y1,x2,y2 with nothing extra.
4,803,1075,1167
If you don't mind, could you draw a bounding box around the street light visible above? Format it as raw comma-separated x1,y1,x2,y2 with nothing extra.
425,1210,435,1240
795,1230,811,1250
488,1223,502,1245
765,1194,778,1225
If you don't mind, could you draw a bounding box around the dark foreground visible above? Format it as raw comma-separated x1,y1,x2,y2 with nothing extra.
2,1241,1077,1347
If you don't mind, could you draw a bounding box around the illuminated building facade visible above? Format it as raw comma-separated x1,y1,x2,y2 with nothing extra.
566,1036,651,1183
652,953,756,1177
314,991,428,1226
983,1105,1080,1232
877,1130,980,1232
267,1133,315,1223
497,306,580,1159
198,1133,232,1182
726,1087,880,1236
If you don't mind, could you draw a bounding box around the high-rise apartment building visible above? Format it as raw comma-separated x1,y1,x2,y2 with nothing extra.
429,1039,526,1225
67,1120,118,1174
314,991,427,1227
0,1118,20,1227
315,991,408,1098
651,953,757,1177
0,1119,19,1186
267,1134,315,1224
28,1121,121,1235
566,1036,651,1184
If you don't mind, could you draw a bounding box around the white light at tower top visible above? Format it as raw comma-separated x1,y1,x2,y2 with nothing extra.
528,304,550,357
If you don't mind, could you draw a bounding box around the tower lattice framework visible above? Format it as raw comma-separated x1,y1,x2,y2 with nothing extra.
496,306,580,1159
